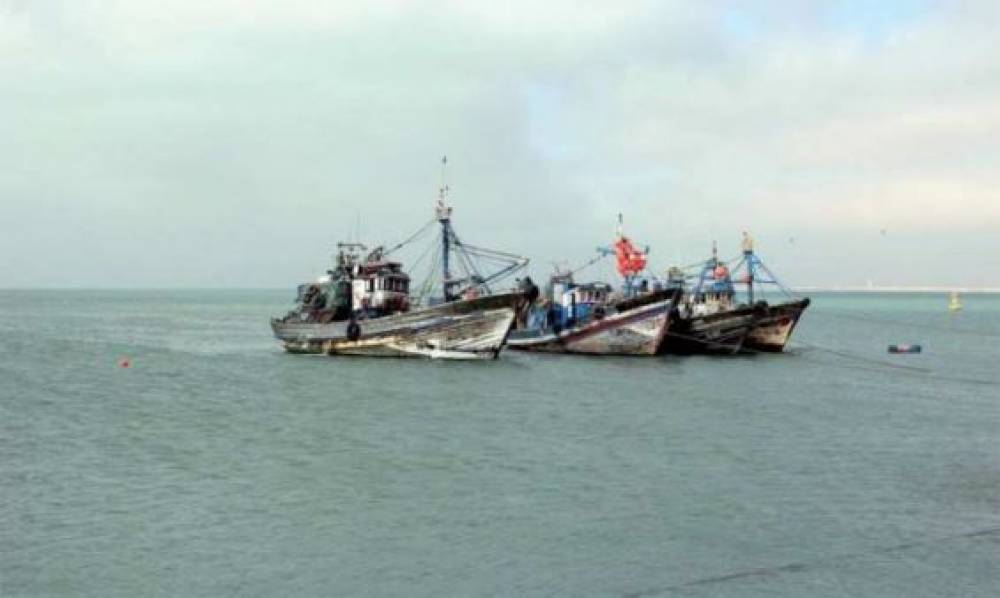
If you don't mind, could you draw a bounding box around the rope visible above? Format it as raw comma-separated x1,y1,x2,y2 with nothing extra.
661,324,1000,386
383,218,437,256
793,339,1000,387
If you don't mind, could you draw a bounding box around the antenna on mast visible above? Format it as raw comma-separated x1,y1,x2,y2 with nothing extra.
436,155,452,222
436,155,453,301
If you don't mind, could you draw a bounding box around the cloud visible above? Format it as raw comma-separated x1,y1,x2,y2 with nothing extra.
1,1,999,287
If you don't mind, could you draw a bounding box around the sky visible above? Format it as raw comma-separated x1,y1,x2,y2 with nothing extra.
2,0,999,289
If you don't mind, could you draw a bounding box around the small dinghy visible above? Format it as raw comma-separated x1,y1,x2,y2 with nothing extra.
888,344,922,354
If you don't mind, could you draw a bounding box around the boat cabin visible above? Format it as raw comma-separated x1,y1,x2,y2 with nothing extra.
562,282,612,319
289,246,412,322
351,260,411,315
688,263,736,316
547,276,613,328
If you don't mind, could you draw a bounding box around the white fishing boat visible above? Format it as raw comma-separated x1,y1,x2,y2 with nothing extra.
270,160,529,360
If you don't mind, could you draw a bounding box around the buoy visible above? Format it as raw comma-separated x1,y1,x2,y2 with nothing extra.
888,344,922,354
117,357,131,368
948,291,962,312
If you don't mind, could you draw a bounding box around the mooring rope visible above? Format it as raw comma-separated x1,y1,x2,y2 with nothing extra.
789,339,1000,387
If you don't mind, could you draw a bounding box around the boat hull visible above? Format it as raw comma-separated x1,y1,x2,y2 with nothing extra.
659,308,754,355
507,293,676,356
270,293,521,360
743,298,810,353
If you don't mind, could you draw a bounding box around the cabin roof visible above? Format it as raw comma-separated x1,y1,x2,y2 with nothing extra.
356,260,407,275
572,282,613,292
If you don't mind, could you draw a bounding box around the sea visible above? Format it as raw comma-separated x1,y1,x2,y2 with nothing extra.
2,290,999,597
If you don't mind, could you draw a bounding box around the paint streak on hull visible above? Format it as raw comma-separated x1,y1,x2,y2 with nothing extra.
271,293,521,360
507,298,674,356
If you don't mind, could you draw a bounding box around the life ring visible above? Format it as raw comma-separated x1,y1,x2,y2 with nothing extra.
346,320,361,341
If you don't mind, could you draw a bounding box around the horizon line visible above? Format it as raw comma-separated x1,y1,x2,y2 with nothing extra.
1,285,999,293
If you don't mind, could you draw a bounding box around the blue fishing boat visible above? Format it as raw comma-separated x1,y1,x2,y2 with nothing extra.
508,221,681,356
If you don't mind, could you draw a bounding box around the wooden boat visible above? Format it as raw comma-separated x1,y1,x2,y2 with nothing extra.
272,287,522,359
662,306,755,355
271,163,529,360
508,282,680,355
508,220,680,356
659,244,753,355
743,297,810,352
728,232,811,353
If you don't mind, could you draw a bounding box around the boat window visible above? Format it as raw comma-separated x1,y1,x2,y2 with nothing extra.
367,279,374,292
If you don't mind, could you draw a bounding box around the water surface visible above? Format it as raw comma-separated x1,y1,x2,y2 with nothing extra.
2,290,999,596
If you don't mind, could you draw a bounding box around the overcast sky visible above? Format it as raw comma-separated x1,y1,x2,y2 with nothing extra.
2,1,999,289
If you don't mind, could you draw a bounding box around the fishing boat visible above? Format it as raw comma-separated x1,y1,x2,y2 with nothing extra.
659,243,755,355
507,220,681,355
728,232,810,353
270,162,529,360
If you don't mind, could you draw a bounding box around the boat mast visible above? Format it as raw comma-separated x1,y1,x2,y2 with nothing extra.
436,155,454,301
695,240,717,301
742,231,754,305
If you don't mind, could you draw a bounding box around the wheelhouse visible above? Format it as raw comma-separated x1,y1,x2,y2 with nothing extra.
351,260,411,314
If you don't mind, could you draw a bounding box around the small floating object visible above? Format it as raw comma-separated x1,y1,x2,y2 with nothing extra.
117,356,132,368
888,344,922,354
948,291,963,312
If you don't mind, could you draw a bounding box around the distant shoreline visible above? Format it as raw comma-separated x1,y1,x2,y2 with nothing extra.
793,287,1000,294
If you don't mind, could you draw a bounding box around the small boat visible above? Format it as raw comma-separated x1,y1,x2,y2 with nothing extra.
728,232,811,353
508,220,681,356
659,243,754,355
888,344,922,354
948,291,963,312
271,164,529,360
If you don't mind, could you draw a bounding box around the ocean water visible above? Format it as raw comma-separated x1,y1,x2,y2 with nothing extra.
2,290,999,597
